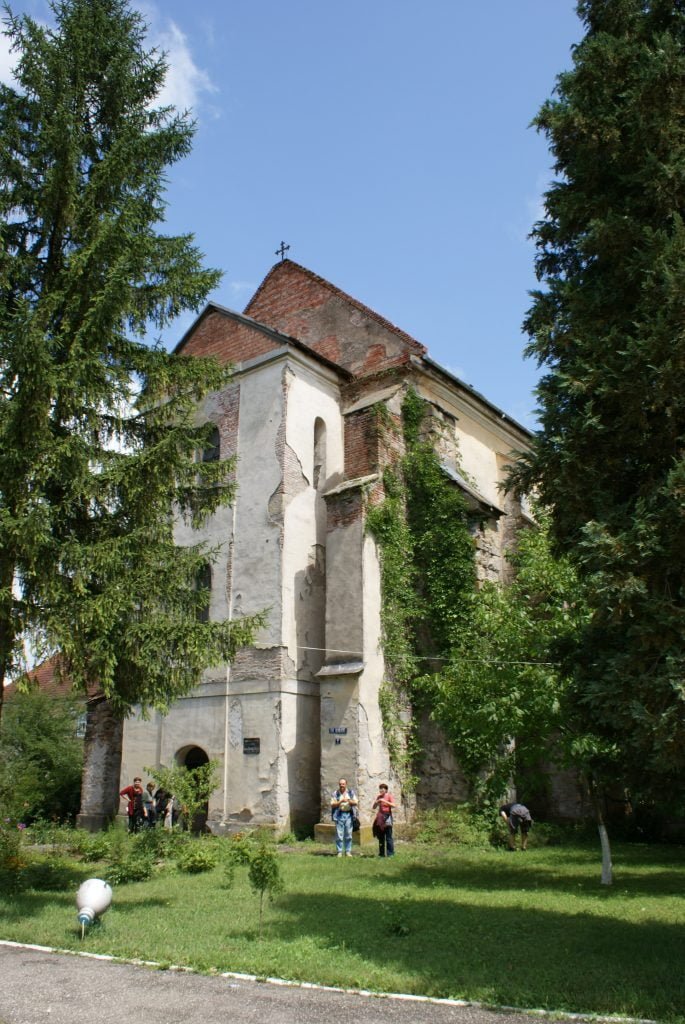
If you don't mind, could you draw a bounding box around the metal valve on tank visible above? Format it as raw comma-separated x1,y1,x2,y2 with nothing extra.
75,878,112,937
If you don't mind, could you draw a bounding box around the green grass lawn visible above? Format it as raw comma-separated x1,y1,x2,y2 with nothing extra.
1,840,684,1022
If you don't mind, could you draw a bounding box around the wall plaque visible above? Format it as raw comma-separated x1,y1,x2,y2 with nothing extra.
243,738,260,755
328,727,348,735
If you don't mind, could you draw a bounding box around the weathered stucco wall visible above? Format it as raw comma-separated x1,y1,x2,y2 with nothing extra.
121,351,348,831
118,263,538,833
282,365,343,682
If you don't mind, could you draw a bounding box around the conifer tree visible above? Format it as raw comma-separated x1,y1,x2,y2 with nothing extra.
0,0,261,823
514,0,685,801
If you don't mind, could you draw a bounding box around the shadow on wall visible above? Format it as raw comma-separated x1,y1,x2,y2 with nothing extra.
285,693,321,836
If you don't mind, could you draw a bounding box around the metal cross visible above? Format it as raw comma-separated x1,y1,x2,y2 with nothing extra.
275,241,290,261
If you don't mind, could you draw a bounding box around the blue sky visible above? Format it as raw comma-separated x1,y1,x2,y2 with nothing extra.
1,1,584,428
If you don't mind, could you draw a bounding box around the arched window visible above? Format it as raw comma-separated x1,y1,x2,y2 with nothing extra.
313,417,326,489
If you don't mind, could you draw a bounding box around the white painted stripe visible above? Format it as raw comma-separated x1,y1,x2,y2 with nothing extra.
0,939,658,1024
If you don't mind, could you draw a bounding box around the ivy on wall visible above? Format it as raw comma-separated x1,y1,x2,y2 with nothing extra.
366,388,477,787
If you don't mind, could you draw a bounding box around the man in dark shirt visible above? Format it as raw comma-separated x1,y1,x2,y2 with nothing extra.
499,801,532,850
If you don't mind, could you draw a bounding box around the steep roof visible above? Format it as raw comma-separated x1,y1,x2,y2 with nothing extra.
5,655,101,703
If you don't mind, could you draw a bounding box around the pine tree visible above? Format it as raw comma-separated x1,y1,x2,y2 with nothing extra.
514,0,685,801
0,0,261,823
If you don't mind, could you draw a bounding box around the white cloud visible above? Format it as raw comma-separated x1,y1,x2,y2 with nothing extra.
526,174,552,229
1,5,216,115
155,21,216,114
228,281,256,299
135,3,216,115
505,172,553,245
442,362,467,382
0,27,17,86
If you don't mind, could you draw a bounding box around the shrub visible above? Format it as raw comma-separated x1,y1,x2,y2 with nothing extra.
0,690,83,823
175,839,218,874
133,825,181,861
75,832,112,863
106,852,154,885
25,819,74,847
104,829,155,884
414,804,494,848
224,835,284,937
0,815,29,892
277,831,298,845
22,855,76,891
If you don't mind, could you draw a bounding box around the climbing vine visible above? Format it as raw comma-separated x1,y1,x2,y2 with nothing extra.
366,389,477,787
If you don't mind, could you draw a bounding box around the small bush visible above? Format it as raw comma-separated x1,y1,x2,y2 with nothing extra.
74,832,112,862
25,819,73,847
0,816,29,889
134,825,181,861
106,852,154,885
414,804,493,847
381,895,412,937
104,830,156,885
224,835,284,936
277,831,298,845
22,855,76,891
176,839,219,874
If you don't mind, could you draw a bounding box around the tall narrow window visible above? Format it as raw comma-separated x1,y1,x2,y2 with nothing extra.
202,425,220,463
195,563,212,623
313,417,326,490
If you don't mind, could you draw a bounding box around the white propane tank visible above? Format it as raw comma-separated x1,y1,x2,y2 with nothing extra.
76,878,112,935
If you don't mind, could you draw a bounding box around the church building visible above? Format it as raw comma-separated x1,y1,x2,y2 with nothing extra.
119,259,532,832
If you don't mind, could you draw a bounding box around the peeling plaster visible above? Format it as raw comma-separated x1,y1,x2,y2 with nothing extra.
268,442,309,524
228,699,243,748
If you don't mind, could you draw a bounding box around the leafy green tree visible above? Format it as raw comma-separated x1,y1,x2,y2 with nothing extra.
0,0,262,823
147,760,219,833
430,515,589,800
512,0,685,800
225,835,285,937
0,687,84,821
430,513,618,882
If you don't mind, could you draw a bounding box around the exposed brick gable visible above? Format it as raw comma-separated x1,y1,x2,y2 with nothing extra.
177,309,280,366
244,260,426,378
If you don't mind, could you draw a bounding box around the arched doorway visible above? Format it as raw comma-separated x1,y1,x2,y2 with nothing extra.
181,745,209,771
175,745,210,832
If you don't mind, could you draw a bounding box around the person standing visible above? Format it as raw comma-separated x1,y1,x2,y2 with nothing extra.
142,782,157,828
371,783,396,857
119,777,147,833
331,778,358,857
499,801,533,851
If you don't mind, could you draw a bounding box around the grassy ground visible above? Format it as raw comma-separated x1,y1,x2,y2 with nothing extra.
1,839,684,1022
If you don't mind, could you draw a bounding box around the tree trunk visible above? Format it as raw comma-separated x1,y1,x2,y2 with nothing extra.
0,559,17,732
598,817,613,886
588,777,613,886
76,696,124,832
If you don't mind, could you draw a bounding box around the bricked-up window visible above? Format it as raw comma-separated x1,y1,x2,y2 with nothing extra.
313,417,326,489
195,563,211,623
201,425,220,463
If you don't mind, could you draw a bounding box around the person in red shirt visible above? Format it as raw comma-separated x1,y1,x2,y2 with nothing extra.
372,783,396,857
119,776,147,833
